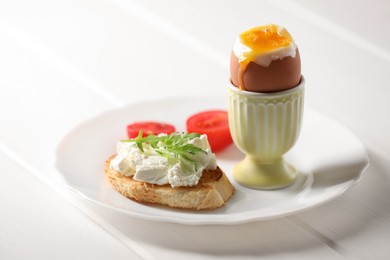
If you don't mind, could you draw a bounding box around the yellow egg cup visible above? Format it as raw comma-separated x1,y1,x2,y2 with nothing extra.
228,77,305,189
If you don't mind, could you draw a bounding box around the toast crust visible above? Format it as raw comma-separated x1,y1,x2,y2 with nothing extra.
105,155,235,210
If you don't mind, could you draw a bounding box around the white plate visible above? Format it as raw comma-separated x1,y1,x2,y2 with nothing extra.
55,97,369,225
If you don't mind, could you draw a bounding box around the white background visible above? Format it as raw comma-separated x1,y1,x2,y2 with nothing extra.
1,0,390,259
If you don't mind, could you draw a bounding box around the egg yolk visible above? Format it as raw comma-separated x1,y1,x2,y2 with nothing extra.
238,24,293,90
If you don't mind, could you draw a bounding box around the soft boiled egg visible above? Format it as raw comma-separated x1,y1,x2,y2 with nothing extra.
230,24,301,92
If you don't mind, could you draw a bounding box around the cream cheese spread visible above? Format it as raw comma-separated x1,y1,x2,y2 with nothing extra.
109,134,217,188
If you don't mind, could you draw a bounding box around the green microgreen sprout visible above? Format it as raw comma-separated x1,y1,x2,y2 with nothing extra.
121,131,207,170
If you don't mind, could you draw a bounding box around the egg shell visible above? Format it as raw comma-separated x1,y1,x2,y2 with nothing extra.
230,49,301,93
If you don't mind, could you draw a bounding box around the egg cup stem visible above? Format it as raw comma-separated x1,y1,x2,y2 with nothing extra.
233,156,298,189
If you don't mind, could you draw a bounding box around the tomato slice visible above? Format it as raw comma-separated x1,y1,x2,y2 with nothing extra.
186,110,232,152
127,122,176,138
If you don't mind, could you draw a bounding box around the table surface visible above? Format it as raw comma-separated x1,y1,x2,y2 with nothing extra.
1,0,390,259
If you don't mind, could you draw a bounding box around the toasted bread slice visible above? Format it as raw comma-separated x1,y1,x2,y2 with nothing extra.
105,155,235,210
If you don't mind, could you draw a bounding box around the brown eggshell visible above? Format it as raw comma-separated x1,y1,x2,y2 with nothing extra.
230,49,301,93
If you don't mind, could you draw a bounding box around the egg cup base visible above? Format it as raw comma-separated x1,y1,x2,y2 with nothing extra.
233,156,298,190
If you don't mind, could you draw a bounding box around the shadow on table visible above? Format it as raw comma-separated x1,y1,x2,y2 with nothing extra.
288,148,390,258
112,213,333,257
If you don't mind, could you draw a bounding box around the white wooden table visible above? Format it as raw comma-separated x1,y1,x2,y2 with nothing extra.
1,0,390,259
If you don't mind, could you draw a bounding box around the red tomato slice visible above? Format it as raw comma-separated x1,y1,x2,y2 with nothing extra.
186,110,233,152
127,122,176,138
